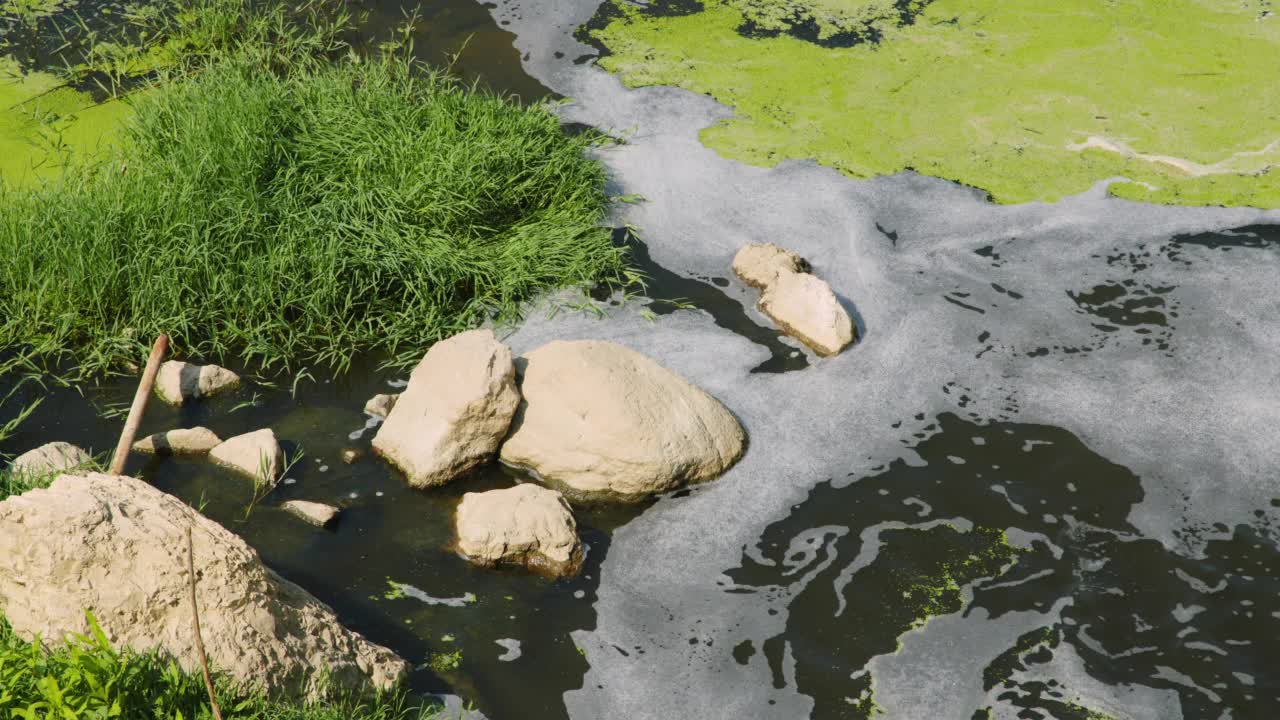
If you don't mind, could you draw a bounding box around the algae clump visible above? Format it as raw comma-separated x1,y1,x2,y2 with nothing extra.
0,58,131,186
589,0,1280,207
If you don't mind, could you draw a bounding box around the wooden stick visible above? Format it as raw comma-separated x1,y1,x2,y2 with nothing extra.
188,526,224,720
108,334,168,476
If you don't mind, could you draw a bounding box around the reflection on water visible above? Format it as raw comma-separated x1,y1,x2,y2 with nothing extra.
726,413,1279,718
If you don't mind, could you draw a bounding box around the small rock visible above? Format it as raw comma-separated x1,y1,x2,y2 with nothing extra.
372,330,520,488
731,243,810,289
340,448,364,464
363,393,399,418
282,500,341,528
0,473,407,699
499,340,745,501
455,484,582,578
208,429,284,488
10,442,92,478
759,270,855,356
154,361,240,406
132,427,222,455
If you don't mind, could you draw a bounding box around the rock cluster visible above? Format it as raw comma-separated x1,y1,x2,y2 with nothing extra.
732,243,855,356
368,331,746,578
0,473,407,699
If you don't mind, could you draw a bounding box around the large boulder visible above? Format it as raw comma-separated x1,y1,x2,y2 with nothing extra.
0,473,408,699
455,484,582,578
759,270,856,356
499,341,745,501
133,427,222,455
732,242,810,289
154,361,240,406
372,330,520,488
10,441,92,477
209,429,284,488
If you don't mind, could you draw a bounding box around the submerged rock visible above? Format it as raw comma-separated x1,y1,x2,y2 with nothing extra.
0,473,408,699
373,330,520,488
759,270,856,356
10,441,93,477
363,393,399,418
732,242,855,356
455,483,582,577
340,448,364,464
209,429,284,488
133,427,222,455
499,340,745,501
732,242,810,289
154,361,241,406
282,499,341,529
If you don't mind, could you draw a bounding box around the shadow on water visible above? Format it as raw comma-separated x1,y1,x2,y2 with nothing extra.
0,356,648,720
600,229,810,373
726,411,1279,719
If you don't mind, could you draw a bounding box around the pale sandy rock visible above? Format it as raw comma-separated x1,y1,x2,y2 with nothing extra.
133,427,222,455
282,500,341,528
363,393,399,418
499,341,745,501
154,361,241,406
759,270,856,356
373,330,520,488
455,484,582,577
0,473,408,699
209,429,284,488
10,442,92,477
732,242,810,289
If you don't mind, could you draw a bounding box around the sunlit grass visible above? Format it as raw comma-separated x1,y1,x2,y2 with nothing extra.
0,51,625,377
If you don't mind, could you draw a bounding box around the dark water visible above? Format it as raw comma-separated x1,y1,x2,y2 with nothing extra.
730,412,1279,719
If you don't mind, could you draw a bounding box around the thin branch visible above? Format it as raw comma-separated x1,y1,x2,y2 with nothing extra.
187,526,224,720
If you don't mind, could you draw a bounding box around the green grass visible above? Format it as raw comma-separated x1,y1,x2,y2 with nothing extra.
0,611,444,720
0,1,626,378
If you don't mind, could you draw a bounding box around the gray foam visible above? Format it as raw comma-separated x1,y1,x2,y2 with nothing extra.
482,2,1280,717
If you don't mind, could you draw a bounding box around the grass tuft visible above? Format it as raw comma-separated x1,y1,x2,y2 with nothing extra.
0,611,444,720
0,13,625,378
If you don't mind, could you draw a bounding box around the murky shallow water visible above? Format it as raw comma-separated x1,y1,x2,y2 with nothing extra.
4,1,1280,718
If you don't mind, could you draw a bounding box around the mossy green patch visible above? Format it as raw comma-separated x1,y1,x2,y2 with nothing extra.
0,58,132,186
590,0,1280,206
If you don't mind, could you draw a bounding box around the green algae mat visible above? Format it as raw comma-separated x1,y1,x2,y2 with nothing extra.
588,0,1280,207
0,58,131,186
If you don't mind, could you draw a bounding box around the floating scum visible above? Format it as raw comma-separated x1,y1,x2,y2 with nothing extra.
0,51,626,376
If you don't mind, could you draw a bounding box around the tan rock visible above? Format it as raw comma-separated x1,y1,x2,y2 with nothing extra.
0,473,408,699
455,484,582,577
759,270,855,356
363,393,399,418
209,429,284,488
154,361,241,406
133,427,222,455
731,243,810,289
372,330,520,488
10,442,93,477
282,500,341,528
499,341,745,501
